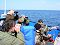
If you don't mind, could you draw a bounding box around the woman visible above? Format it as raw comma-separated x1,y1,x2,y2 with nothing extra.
0,10,25,45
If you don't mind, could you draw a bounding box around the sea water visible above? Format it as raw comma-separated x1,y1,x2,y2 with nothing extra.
0,10,60,27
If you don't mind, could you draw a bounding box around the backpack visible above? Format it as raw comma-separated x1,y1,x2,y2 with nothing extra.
0,31,25,45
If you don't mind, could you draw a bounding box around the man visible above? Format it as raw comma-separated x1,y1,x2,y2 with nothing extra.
34,19,48,45
21,18,36,45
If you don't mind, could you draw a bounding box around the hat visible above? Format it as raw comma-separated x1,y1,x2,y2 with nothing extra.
7,10,14,15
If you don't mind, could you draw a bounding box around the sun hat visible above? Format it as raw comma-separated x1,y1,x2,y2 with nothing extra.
7,10,14,15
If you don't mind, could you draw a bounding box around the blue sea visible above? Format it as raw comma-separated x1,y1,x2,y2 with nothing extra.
0,10,60,27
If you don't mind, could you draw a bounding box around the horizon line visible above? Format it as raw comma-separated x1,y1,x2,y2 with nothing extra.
0,9,60,11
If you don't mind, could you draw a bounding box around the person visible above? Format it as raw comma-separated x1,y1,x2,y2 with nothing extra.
34,19,43,30
21,18,36,45
2,10,21,37
34,19,43,45
35,19,48,45
0,10,25,45
2,10,15,32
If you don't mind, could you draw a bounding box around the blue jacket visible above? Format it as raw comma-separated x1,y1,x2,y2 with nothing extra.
21,26,36,45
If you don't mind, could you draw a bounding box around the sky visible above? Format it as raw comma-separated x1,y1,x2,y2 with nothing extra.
0,0,60,10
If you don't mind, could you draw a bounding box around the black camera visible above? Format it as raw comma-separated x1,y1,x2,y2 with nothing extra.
14,11,19,21
14,11,18,14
